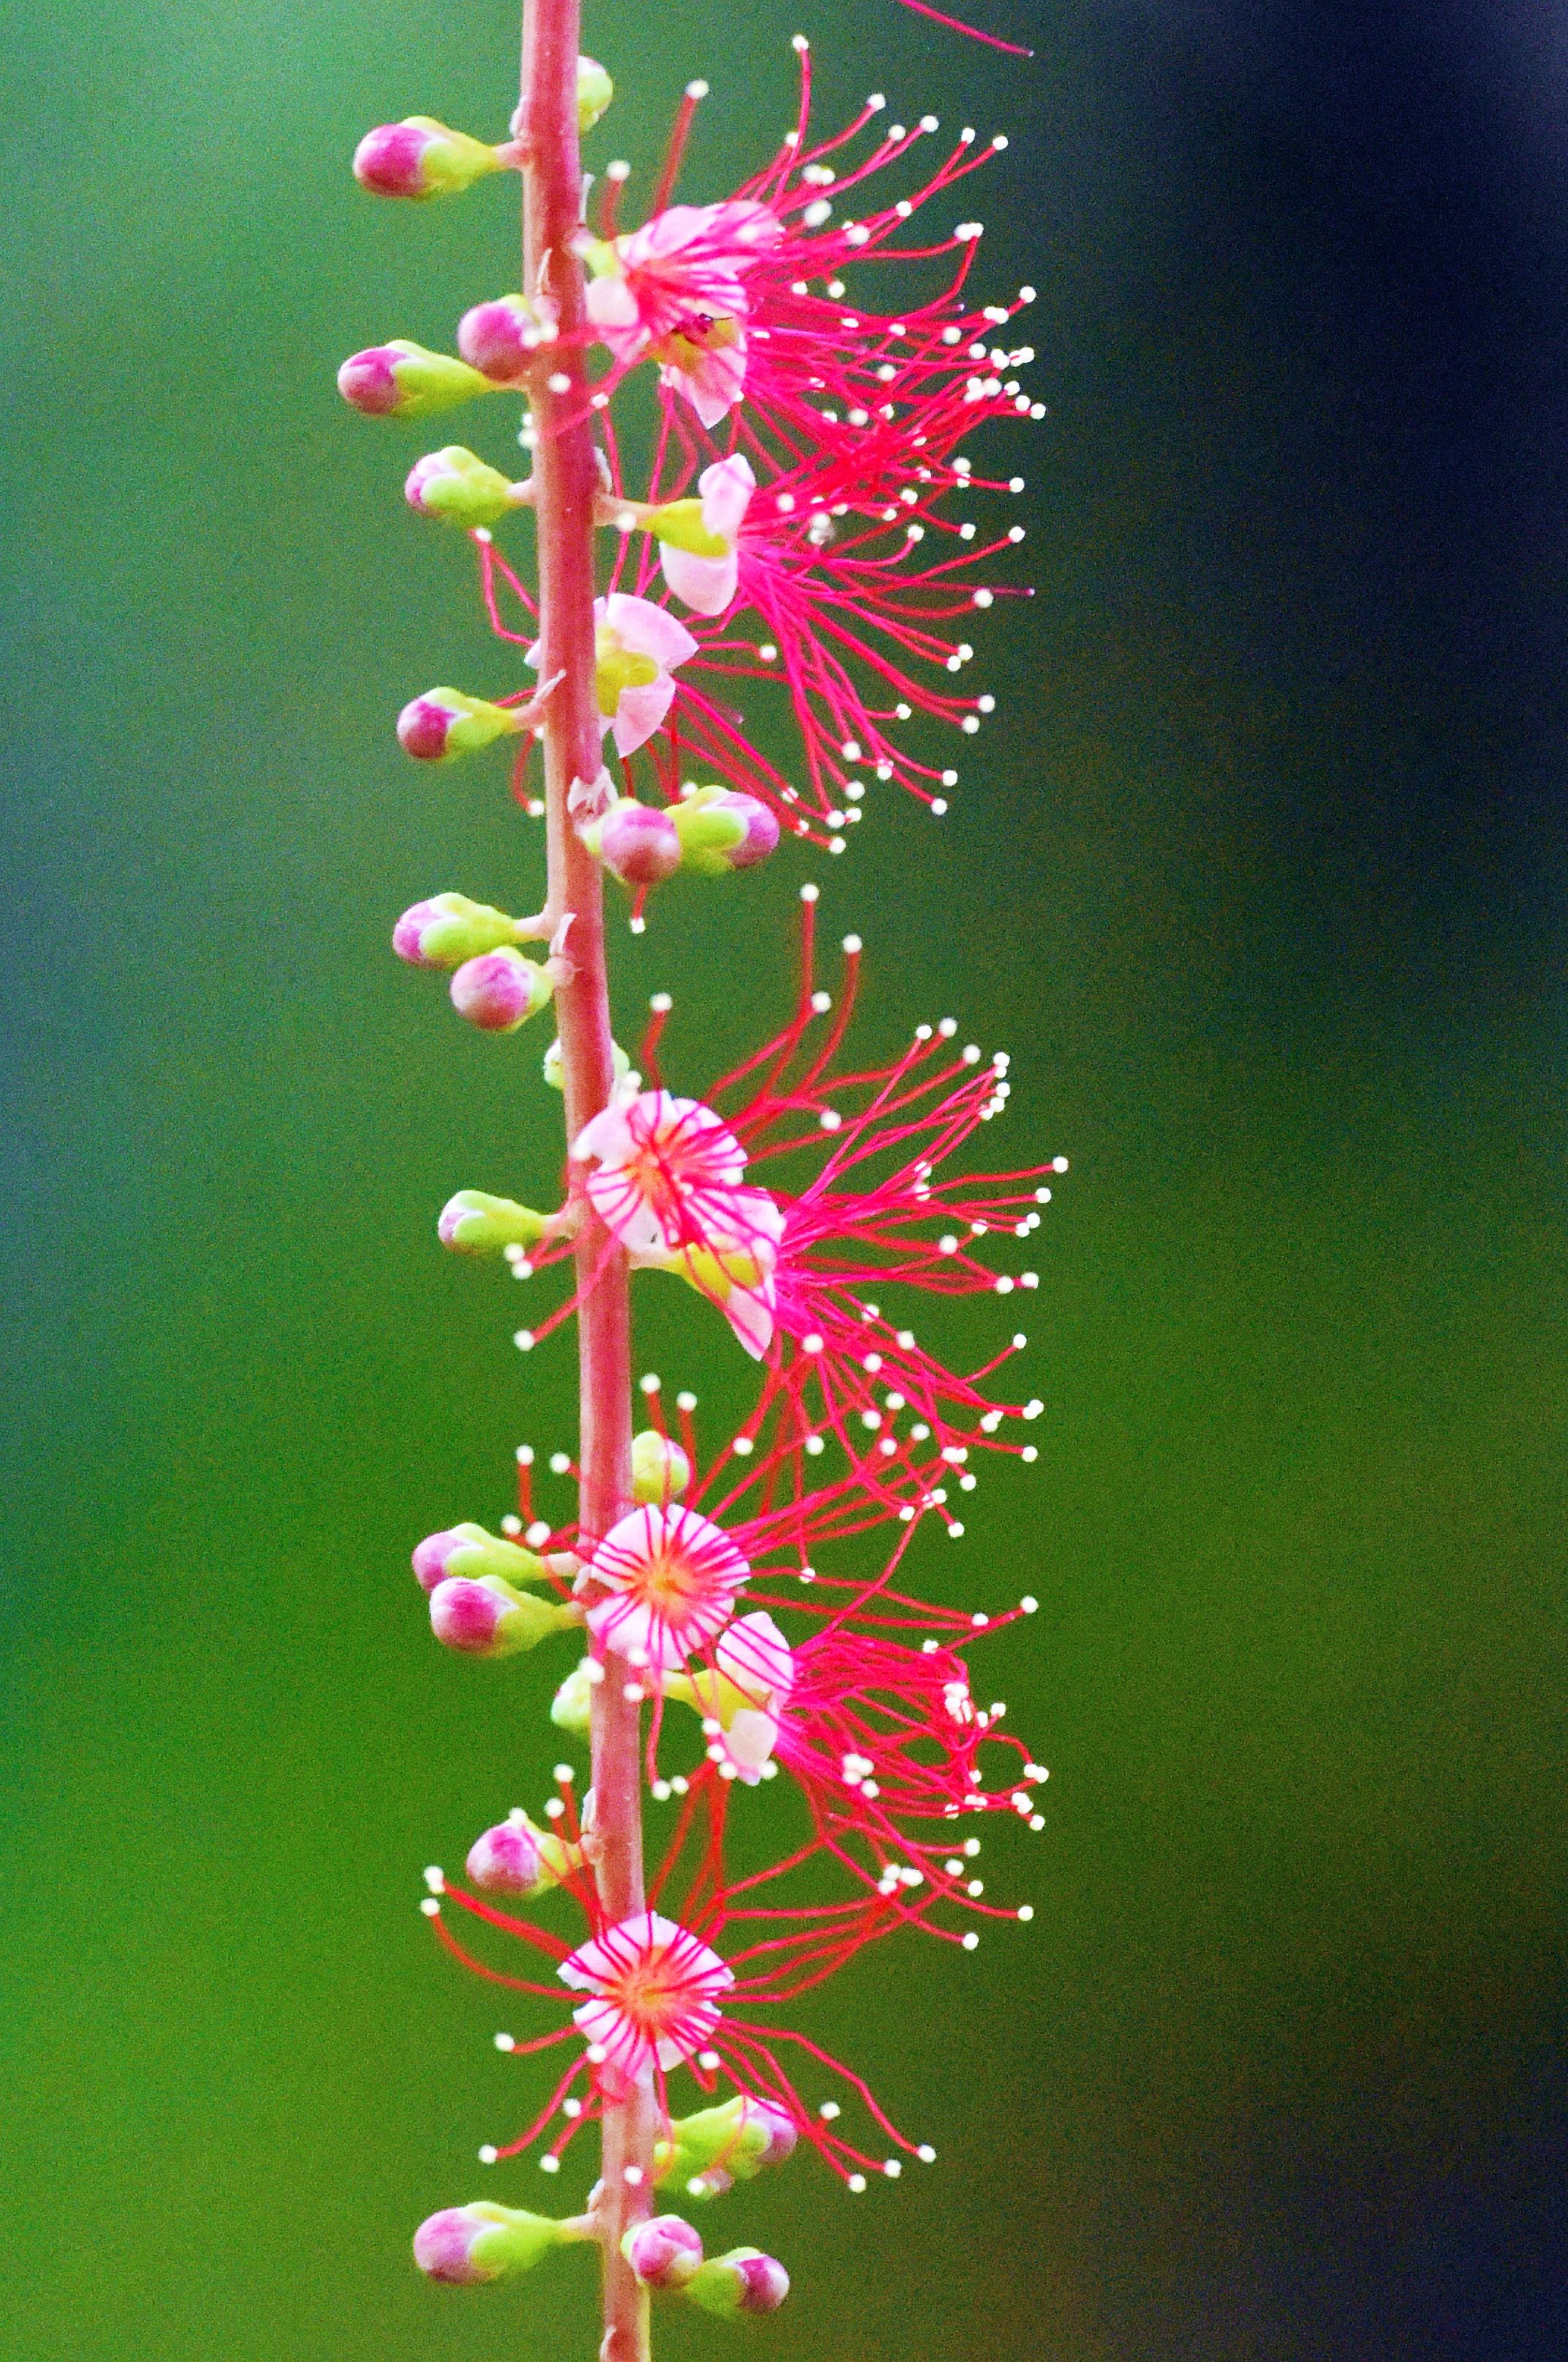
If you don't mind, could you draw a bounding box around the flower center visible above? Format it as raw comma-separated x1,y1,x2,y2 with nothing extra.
594,631,660,716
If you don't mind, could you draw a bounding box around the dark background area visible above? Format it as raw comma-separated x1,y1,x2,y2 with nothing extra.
2,1,1565,2355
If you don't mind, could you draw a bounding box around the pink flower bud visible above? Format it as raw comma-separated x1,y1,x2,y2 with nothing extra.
465,1819,543,1894
411,1522,543,1592
449,946,553,1033
686,2246,791,2318
338,341,493,419
597,801,682,887
713,792,779,870
623,2215,704,2291
396,688,520,762
749,2103,798,2167
413,2206,500,2285
412,1528,468,1594
413,2201,566,2284
353,117,506,202
392,891,518,968
429,1577,511,1653
732,2253,790,2314
458,295,550,384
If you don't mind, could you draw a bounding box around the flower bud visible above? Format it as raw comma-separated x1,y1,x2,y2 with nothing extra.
413,2201,568,2284
397,688,522,762
338,340,496,419
405,446,519,529
353,117,508,202
543,1036,631,1093
429,1575,577,1658
468,1811,583,1896
631,1430,691,1505
551,1658,595,1733
577,57,614,133
393,891,520,968
412,1523,548,1594
449,947,554,1033
597,800,682,888
465,1818,542,1893
672,789,779,877
623,2215,704,2292
437,1190,549,1254
457,294,551,384
685,2249,790,2319
654,2096,798,2198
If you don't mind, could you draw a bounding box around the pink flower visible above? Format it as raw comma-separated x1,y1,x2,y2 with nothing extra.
659,455,755,617
558,1912,734,2088
671,1609,794,1784
594,595,696,757
584,201,782,426
573,1089,751,1259
581,1501,748,1671
653,1186,786,1361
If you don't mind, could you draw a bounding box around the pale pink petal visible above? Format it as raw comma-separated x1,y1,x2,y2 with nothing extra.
670,342,748,427
715,1611,794,1707
603,594,699,672
611,673,676,759
723,1708,780,1784
661,545,739,617
699,454,756,542
717,1278,776,1360
573,1103,636,1166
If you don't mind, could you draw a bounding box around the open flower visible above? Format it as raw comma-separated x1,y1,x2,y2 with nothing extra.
559,1912,734,2089
584,201,782,424
666,1609,794,1784
574,1089,751,1257
652,455,755,616
593,595,697,756
652,1188,786,1360
581,1501,749,1670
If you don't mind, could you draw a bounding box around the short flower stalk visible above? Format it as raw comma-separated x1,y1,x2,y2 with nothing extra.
341,4,1051,2358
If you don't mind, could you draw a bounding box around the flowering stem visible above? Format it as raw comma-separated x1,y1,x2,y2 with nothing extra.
517,4,651,2358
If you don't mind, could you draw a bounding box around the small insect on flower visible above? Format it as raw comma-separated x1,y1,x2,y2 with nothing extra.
582,200,784,424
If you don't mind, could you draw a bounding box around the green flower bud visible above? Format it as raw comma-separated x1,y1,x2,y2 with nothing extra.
393,891,522,968
578,57,614,133
654,2097,796,2199
671,789,748,877
437,1191,550,1254
551,1658,596,1734
671,788,781,878
405,446,520,529
632,1430,692,1504
543,1037,631,1092
413,1522,549,1589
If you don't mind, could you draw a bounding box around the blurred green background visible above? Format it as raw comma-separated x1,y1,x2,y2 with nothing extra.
3,1,1565,2355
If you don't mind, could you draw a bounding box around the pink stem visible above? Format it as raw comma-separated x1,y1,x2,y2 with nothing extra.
517,8,650,2359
